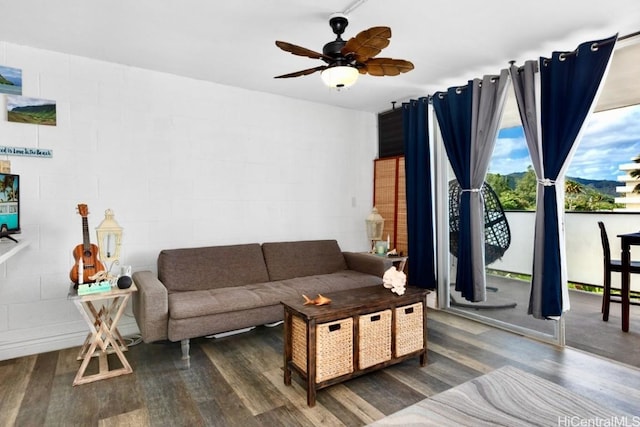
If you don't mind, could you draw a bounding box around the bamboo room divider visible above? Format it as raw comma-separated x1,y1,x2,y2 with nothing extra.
373,156,408,256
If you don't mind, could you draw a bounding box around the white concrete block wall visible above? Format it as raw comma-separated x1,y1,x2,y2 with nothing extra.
0,42,377,360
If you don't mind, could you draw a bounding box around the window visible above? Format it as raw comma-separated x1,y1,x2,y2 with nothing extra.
488,103,640,211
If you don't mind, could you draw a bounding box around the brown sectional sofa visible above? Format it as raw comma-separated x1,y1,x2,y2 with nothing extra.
131,240,390,364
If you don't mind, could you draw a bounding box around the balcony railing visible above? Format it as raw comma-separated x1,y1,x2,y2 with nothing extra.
490,211,640,292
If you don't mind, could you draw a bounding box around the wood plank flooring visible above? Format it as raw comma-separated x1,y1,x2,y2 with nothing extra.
1,309,639,426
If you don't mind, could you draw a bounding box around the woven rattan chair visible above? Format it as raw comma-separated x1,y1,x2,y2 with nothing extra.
449,180,511,265
448,180,515,309
597,221,640,321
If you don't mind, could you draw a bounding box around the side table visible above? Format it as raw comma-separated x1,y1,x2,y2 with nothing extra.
388,255,408,273
68,282,137,386
362,252,408,273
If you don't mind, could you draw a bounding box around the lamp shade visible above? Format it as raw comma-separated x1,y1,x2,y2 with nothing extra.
95,209,123,269
365,207,384,241
321,65,359,89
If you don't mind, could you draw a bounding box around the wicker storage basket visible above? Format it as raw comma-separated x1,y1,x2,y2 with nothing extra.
292,315,353,383
358,309,392,369
395,302,424,357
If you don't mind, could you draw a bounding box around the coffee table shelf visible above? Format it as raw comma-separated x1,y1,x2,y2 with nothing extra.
281,286,428,407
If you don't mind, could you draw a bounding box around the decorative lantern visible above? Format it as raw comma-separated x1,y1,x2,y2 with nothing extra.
365,207,384,253
95,209,123,274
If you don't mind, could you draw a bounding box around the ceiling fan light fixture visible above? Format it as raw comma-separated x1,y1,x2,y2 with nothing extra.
321,65,359,89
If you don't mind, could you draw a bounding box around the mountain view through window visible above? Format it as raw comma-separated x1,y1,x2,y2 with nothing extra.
488,104,640,211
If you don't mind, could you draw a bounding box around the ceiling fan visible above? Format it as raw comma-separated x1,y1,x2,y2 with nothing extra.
274,13,414,88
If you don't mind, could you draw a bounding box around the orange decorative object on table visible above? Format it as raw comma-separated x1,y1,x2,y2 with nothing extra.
302,294,332,306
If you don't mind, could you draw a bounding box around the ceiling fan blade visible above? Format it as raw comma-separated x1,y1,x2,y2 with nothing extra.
342,27,391,63
274,65,327,79
360,58,414,76
275,41,331,61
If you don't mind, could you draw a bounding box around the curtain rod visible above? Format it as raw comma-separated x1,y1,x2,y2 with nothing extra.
545,30,639,60
400,30,639,108
509,31,633,68
619,30,640,41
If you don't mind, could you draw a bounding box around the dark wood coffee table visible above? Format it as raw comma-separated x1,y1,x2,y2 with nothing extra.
281,285,429,407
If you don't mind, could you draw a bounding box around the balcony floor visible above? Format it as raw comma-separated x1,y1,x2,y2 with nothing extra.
450,274,640,368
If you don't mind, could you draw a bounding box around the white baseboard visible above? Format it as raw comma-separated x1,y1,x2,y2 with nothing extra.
0,320,140,361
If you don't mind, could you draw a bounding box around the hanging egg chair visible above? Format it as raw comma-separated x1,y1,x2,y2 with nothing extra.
448,179,511,265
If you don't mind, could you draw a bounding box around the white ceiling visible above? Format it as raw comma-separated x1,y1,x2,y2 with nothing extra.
1,0,639,113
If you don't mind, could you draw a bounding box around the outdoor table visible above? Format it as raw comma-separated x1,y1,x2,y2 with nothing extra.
618,231,640,332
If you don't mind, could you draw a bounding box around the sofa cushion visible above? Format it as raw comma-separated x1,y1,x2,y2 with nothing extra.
168,281,300,319
279,270,383,295
158,243,270,292
262,240,348,281
168,271,382,320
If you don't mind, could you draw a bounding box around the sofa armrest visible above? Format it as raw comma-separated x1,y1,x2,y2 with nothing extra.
132,270,169,343
343,252,393,277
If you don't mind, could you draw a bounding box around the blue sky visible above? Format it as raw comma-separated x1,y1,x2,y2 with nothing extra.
490,104,640,181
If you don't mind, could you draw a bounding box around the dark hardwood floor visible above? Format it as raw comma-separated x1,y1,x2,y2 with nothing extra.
1,309,639,426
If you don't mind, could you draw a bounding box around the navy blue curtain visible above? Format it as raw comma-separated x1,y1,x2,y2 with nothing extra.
538,35,617,317
431,87,474,299
402,98,436,289
510,34,617,318
431,72,510,302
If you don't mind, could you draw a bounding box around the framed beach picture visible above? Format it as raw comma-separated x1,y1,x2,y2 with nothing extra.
7,95,56,126
0,66,22,95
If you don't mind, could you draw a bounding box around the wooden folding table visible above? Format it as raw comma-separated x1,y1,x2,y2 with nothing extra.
68,282,137,385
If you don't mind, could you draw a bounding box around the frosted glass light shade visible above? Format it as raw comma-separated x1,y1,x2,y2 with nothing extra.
321,66,359,88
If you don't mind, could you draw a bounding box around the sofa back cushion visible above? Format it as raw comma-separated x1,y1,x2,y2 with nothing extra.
158,243,270,292
262,240,347,281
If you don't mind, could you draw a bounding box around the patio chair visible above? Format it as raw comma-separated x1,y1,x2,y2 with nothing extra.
449,180,511,265
449,180,515,309
597,221,640,321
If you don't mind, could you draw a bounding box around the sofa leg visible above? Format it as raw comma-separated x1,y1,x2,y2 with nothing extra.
181,339,190,369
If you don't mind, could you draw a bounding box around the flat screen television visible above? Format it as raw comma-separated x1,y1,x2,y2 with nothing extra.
0,173,20,242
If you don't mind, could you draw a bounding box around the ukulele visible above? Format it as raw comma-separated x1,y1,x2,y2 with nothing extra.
69,204,106,284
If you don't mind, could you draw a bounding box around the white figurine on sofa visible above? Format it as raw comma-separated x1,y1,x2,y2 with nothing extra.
383,266,406,295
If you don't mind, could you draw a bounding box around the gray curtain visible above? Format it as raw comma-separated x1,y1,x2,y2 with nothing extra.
468,70,510,300
433,70,510,301
508,60,550,317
